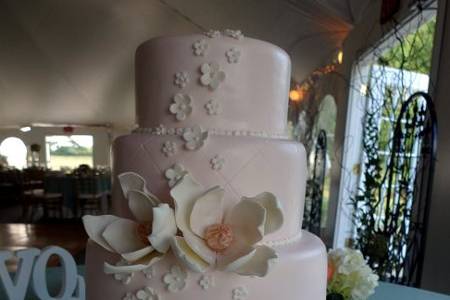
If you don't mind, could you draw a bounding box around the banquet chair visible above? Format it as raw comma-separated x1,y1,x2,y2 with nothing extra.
74,173,103,217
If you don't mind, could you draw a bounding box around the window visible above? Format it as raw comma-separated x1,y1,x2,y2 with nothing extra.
335,9,437,248
45,135,94,170
0,137,28,169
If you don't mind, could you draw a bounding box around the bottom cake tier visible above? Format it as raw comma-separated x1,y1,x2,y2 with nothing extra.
85,230,327,300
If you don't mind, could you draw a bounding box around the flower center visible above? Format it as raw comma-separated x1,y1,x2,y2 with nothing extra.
136,223,152,245
204,224,233,252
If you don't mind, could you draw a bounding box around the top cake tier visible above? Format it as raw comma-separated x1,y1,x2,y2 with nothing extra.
135,30,291,135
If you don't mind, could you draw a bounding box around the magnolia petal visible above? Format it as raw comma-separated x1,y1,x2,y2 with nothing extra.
149,204,177,253
243,192,284,235
218,242,255,270
184,230,216,265
225,198,266,245
190,186,224,238
118,172,147,198
102,218,147,254
170,174,205,235
171,236,210,273
121,246,154,262
82,215,120,252
104,252,164,274
128,190,157,222
226,245,278,277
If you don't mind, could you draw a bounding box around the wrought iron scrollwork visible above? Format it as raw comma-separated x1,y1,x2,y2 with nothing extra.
303,129,327,236
361,92,437,286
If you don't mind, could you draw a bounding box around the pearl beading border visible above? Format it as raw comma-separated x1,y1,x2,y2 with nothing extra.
132,126,291,140
261,231,303,248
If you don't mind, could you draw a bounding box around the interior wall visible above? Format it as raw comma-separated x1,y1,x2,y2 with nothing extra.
315,0,449,293
0,126,127,168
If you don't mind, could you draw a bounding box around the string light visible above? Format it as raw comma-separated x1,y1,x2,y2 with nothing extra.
337,50,344,64
289,90,301,102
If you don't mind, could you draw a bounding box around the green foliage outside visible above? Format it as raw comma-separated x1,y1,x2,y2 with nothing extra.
378,17,436,74
50,146,92,156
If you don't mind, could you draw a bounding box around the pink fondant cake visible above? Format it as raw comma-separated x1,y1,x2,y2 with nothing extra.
83,29,327,300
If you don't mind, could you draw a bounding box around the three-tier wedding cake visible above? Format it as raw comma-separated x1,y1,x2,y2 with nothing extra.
83,30,327,300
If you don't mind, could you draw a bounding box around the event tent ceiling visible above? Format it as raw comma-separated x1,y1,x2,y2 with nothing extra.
0,0,369,129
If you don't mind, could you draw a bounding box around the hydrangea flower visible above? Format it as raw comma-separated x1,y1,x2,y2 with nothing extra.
204,29,221,38
193,39,208,56
136,287,160,300
183,125,208,150
165,163,187,188
224,29,244,40
200,62,226,90
163,265,188,292
174,71,189,88
232,286,249,300
205,99,222,115
169,93,193,121
162,141,177,157
226,48,241,64
210,155,225,171
169,174,284,277
83,172,177,275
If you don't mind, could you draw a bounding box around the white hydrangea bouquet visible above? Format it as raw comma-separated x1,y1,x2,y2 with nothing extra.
327,248,379,300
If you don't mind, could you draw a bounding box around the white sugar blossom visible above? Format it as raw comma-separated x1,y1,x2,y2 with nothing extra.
232,286,249,300
82,172,177,276
205,99,222,115
174,71,189,88
154,124,166,135
123,292,137,300
183,125,208,150
226,48,241,64
224,29,244,40
210,155,225,171
136,287,160,300
199,274,214,290
193,39,208,56
169,174,284,277
204,29,221,38
142,266,154,279
113,259,134,284
162,141,177,157
169,93,193,121
163,265,188,292
200,62,226,90
165,163,187,187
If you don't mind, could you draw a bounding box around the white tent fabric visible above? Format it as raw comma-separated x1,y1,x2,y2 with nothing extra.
0,0,369,129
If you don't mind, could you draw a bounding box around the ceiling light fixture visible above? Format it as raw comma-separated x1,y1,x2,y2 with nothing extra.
20,126,31,132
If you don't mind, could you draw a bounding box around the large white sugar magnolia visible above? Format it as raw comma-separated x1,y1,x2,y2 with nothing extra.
82,172,177,274
169,174,284,277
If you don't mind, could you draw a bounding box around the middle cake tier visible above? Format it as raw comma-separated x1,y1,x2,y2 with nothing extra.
111,133,307,243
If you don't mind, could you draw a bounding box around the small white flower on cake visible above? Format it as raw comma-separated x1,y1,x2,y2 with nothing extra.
142,266,155,279
136,287,160,300
200,62,226,90
113,259,134,284
183,125,208,150
154,124,166,135
169,93,193,121
162,141,177,157
82,172,177,276
224,29,244,40
199,274,214,290
210,155,225,171
193,39,208,56
226,48,241,64
204,29,221,38
163,265,188,292
169,174,284,277
232,286,249,300
165,163,187,188
174,71,189,88
205,99,222,115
